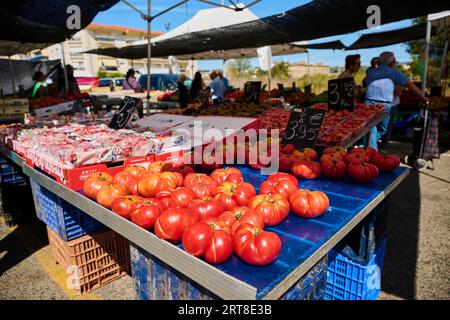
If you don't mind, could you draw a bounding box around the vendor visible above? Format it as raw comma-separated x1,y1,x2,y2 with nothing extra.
58,65,81,94
365,51,425,151
338,54,361,80
190,71,205,101
178,74,189,109
210,71,226,104
31,71,48,99
123,69,143,92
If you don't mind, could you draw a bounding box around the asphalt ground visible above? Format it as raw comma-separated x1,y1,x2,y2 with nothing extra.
0,141,449,300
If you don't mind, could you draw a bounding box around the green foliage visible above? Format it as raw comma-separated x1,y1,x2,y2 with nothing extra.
270,61,290,80
226,59,253,78
97,70,125,78
297,73,334,94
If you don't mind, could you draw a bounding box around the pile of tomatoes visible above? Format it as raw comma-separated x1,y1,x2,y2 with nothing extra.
83,163,330,266
279,144,401,183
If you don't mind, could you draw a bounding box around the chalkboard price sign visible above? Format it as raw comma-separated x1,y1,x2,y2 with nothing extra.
109,96,141,130
328,78,355,111
244,81,262,104
282,107,325,149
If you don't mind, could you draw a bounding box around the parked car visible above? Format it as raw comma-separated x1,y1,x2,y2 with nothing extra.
98,78,125,88
138,74,191,91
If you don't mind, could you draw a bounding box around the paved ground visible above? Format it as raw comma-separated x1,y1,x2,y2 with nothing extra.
0,141,449,300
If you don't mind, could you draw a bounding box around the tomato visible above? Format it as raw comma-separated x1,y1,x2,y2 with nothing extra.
187,197,224,221
148,161,173,174
210,167,243,185
370,153,400,172
288,189,329,218
292,148,318,161
184,173,213,188
281,144,296,155
278,154,297,172
248,194,290,226
169,165,195,177
321,158,347,178
350,147,378,160
123,165,147,179
260,178,297,199
155,190,172,208
347,161,379,182
160,171,184,189
320,153,344,163
113,171,138,195
219,206,265,234
169,187,195,208
344,152,370,165
267,172,299,188
111,195,145,219
233,223,282,266
154,208,197,243
214,182,256,211
182,220,233,264
291,160,321,180
323,147,347,157
96,184,129,208
83,172,113,200
138,172,183,198
130,204,161,229
143,198,166,212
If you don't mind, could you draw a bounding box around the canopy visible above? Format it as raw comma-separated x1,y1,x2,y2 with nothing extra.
347,23,430,50
430,10,450,40
0,0,118,56
292,40,347,50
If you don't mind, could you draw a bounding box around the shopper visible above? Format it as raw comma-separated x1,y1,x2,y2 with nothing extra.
218,70,230,92
190,71,205,101
363,57,380,88
338,54,361,80
178,74,189,109
123,69,143,92
31,71,48,99
58,65,80,94
210,71,226,103
365,51,425,151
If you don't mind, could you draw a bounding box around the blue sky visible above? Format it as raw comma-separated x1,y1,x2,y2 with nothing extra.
93,0,414,69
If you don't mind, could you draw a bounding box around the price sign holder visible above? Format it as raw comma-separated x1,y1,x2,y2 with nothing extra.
282,107,325,149
244,81,262,104
109,96,141,130
328,78,355,111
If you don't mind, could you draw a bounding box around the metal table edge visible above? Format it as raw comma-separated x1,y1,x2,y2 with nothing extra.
262,167,410,300
343,113,387,149
21,164,258,300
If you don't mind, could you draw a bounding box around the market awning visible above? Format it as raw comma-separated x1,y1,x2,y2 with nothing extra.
430,10,450,40
347,23,430,50
292,40,347,50
0,0,119,55
0,40,54,56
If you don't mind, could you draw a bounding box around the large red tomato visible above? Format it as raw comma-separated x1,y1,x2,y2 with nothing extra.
214,182,256,211
169,187,195,208
267,172,299,188
182,220,233,264
291,160,321,180
248,194,290,226
292,148,318,161
187,197,224,221
320,153,344,163
260,178,297,199
130,204,161,229
278,154,297,172
111,195,145,219
123,165,147,179
288,189,329,218
370,153,400,172
113,172,138,195
143,198,166,212
281,143,296,155
350,147,378,160
154,208,197,243
219,206,265,234
155,190,172,208
210,167,243,184
184,173,213,188
347,161,379,182
138,172,182,198
83,172,113,200
233,223,282,266
321,158,347,179
323,146,347,158
345,152,370,165
169,165,195,177
148,161,173,174
96,184,129,208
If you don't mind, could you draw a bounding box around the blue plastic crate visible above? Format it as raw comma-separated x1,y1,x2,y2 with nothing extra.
131,242,328,300
30,179,104,241
324,240,386,300
0,161,26,185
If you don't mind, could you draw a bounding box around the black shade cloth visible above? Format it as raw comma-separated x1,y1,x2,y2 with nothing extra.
0,59,61,96
0,1,119,44
292,40,347,50
347,23,430,50
86,0,450,59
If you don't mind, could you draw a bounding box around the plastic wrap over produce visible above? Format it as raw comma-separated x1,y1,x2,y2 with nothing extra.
15,123,163,167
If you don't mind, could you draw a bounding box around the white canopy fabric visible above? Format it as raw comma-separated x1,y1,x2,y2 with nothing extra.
429,10,450,40
0,40,52,57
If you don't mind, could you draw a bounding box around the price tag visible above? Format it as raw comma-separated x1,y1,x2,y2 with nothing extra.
109,96,141,130
282,107,325,149
328,78,355,111
244,81,262,104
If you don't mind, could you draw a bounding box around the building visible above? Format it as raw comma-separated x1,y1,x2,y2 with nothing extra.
23,23,195,78
288,62,331,78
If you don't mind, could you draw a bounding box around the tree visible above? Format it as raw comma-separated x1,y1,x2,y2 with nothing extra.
226,59,253,78
270,61,290,80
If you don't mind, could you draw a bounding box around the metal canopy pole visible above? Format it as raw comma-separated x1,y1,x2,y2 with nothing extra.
421,19,432,95
8,57,16,96
146,0,152,113
439,40,449,87
60,43,69,93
